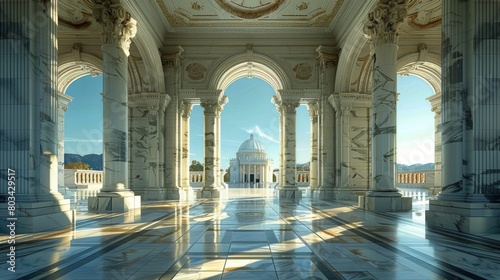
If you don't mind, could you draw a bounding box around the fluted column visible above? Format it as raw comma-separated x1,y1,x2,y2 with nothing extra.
214,96,227,188
307,101,319,190
88,1,140,211
427,0,500,234
0,0,74,233
274,96,301,198
58,93,73,190
361,0,411,211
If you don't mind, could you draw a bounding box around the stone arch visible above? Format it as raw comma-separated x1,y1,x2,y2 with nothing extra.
58,52,103,94
397,52,441,95
209,52,291,96
343,50,442,96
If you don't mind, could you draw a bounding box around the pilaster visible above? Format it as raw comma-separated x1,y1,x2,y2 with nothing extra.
57,93,73,192
160,46,184,199
315,46,339,199
128,93,171,200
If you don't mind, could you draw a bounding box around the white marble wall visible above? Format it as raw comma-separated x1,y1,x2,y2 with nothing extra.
0,0,73,233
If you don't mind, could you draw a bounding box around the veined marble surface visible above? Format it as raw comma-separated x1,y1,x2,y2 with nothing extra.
1,188,499,279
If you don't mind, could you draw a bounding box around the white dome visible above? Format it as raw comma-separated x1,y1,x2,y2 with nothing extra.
238,134,266,154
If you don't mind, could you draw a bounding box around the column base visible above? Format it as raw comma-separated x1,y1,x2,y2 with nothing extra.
196,187,228,199
0,199,74,234
426,199,500,234
88,191,141,212
358,195,412,212
180,186,195,201
276,187,302,199
310,186,368,201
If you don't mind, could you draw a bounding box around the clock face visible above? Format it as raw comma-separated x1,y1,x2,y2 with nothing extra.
216,0,284,19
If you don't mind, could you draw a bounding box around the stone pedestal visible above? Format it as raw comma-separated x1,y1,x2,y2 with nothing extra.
359,195,412,212
426,200,500,234
89,193,141,212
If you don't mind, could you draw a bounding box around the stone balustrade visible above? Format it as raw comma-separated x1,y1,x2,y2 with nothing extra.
296,171,310,185
397,172,426,184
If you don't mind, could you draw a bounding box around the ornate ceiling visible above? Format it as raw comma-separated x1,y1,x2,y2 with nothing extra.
155,0,345,32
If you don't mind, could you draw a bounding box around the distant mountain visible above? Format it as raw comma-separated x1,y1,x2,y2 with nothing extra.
397,163,434,172
65,153,103,170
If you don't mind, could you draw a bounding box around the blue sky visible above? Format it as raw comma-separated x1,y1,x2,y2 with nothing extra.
64,74,434,168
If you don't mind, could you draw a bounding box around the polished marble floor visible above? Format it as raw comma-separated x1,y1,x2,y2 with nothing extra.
1,188,500,280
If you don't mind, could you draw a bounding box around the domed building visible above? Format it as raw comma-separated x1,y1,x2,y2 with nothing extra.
229,134,273,184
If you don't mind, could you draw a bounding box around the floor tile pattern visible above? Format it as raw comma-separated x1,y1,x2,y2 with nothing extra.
1,189,499,279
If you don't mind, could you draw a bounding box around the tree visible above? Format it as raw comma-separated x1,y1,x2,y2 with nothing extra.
65,161,91,170
189,160,204,171
223,167,230,182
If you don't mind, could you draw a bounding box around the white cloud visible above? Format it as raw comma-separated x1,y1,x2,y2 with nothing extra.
243,125,279,143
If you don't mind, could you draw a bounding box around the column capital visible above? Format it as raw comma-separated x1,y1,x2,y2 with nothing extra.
93,1,137,56
58,92,73,111
316,46,340,70
307,100,320,118
160,46,184,68
200,99,219,115
363,0,408,47
180,100,193,118
281,100,300,114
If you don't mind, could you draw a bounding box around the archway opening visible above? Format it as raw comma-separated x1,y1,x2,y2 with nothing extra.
396,74,435,200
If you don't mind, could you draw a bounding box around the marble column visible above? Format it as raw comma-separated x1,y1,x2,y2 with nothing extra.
361,0,411,211
161,46,183,199
180,100,193,189
0,0,73,233
274,96,301,198
128,93,170,200
315,46,339,199
426,0,500,234
427,93,442,195
214,96,227,188
58,93,73,191
88,1,140,212
197,94,226,199
307,101,320,191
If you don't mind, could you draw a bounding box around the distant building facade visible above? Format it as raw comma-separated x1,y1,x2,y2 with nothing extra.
229,134,273,184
